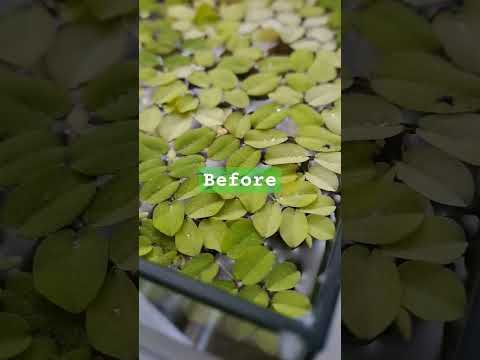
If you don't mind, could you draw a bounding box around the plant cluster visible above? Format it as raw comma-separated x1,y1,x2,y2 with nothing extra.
342,0,478,343
0,1,138,359
139,0,341,319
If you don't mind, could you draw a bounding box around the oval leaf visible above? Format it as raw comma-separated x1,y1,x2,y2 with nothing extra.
233,246,276,285
33,230,109,313
399,261,466,321
86,270,138,359
342,246,402,340
280,208,308,247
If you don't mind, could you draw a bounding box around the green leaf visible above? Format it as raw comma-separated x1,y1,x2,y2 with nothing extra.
280,208,309,247
233,246,275,285
140,133,168,161
277,180,317,207
238,193,267,214
33,230,109,313
207,135,240,160
181,254,219,283
199,219,229,252
139,236,153,257
0,129,58,166
264,144,310,165
249,103,287,130
86,270,138,359
84,171,137,227
224,89,250,108
0,147,65,187
226,219,263,258
110,220,137,271
187,71,211,88
193,3,219,25
271,291,311,318
307,56,337,83
175,95,199,113
285,73,315,92
273,164,299,184
298,193,336,216
153,202,185,236
156,113,193,141
380,216,467,264
239,285,269,307
314,152,341,174
142,70,176,86
226,146,261,168
417,114,480,166
175,218,204,257
233,47,263,61
47,23,127,88
193,50,215,67
244,129,288,149
343,94,403,141
212,199,246,221
289,49,314,72
0,4,55,67
307,215,335,240
218,55,254,74
213,280,238,295
242,73,280,96
168,155,205,178
399,261,466,321
225,113,251,138
396,146,474,207
289,104,323,127
145,248,177,267
305,83,341,107
342,246,402,340
0,313,32,359
0,69,70,118
138,106,162,133
268,86,303,106
198,87,223,108
295,126,341,152
305,164,339,192
265,262,301,292
227,218,262,246
174,176,202,200
162,54,190,71
81,61,137,122
343,181,426,245
140,174,180,205
174,127,216,155
194,108,226,129
371,52,480,113
185,193,225,219
0,167,96,239
208,68,238,90
252,201,282,237
154,81,188,105
353,0,440,52
70,121,137,175
322,100,341,135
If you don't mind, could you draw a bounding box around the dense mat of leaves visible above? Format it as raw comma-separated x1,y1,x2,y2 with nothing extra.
139,0,341,319
343,0,475,342
0,1,138,359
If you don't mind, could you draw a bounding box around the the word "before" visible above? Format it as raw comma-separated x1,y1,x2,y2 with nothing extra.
198,167,281,193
